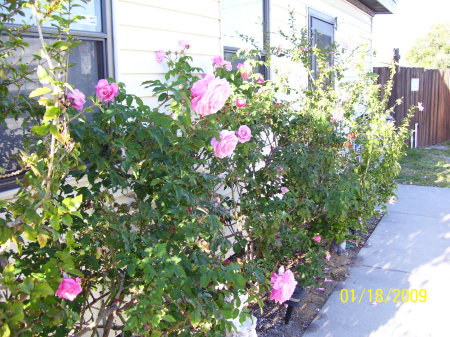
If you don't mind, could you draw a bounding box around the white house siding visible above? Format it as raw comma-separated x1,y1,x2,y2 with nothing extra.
114,0,222,107
270,0,373,88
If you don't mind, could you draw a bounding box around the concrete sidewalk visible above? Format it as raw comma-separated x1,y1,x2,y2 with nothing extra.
303,184,450,337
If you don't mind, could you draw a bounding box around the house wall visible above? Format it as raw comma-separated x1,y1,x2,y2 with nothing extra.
270,0,373,87
113,0,373,103
114,0,222,107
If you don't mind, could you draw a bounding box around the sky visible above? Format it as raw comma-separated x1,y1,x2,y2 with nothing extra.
372,0,450,66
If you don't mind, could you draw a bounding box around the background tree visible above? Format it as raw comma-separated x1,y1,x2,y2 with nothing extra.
406,23,450,69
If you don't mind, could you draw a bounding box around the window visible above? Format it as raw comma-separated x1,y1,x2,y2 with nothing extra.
308,8,335,78
0,0,113,191
221,0,270,78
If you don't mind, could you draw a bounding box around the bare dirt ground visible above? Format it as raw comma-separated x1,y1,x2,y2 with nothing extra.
252,215,383,337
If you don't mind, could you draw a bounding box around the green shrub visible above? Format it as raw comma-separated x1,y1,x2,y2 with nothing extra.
0,3,410,336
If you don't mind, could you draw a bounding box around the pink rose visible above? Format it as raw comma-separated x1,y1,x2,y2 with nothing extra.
191,73,214,97
212,57,232,71
313,235,321,243
155,50,165,63
95,79,119,103
179,40,190,49
191,74,231,117
223,61,232,71
210,130,239,158
269,269,297,304
212,56,224,66
235,98,247,108
280,187,289,194
213,196,221,204
257,76,264,84
67,89,85,111
236,125,252,143
56,277,82,301
237,63,252,80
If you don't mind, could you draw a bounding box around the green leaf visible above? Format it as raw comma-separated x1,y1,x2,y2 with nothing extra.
62,195,83,212
31,124,50,136
23,226,37,242
29,86,51,98
61,214,73,226
66,230,76,249
37,65,50,84
0,324,10,337
37,233,49,248
189,310,201,324
53,41,72,51
150,178,163,186
32,282,54,298
162,315,176,323
50,215,60,231
43,106,61,122
18,278,35,294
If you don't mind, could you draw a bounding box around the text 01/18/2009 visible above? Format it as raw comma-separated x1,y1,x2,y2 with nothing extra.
339,288,427,303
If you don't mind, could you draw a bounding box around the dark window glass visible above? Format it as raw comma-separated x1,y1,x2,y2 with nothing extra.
0,0,110,191
0,39,104,174
309,9,335,79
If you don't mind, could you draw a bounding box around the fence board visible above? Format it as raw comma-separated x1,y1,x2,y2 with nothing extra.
374,66,450,147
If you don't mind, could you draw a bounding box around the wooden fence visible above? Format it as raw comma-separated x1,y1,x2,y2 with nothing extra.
373,66,450,147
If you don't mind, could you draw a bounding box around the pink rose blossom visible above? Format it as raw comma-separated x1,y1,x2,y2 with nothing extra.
56,277,82,301
210,130,239,158
280,187,289,194
257,76,264,84
212,56,232,71
155,50,165,63
313,235,322,243
95,79,119,103
330,109,344,123
418,102,424,112
223,61,232,71
236,63,253,79
212,56,224,66
213,196,221,204
191,73,215,98
235,98,247,108
191,74,231,117
67,89,85,111
269,269,297,304
236,125,252,143
179,40,190,49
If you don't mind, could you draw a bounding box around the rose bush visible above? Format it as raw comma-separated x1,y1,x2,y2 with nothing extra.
0,3,411,336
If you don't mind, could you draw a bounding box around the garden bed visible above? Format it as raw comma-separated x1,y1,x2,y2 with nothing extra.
253,214,383,337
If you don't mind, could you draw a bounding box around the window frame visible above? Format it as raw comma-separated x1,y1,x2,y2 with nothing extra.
0,0,114,192
308,8,336,79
